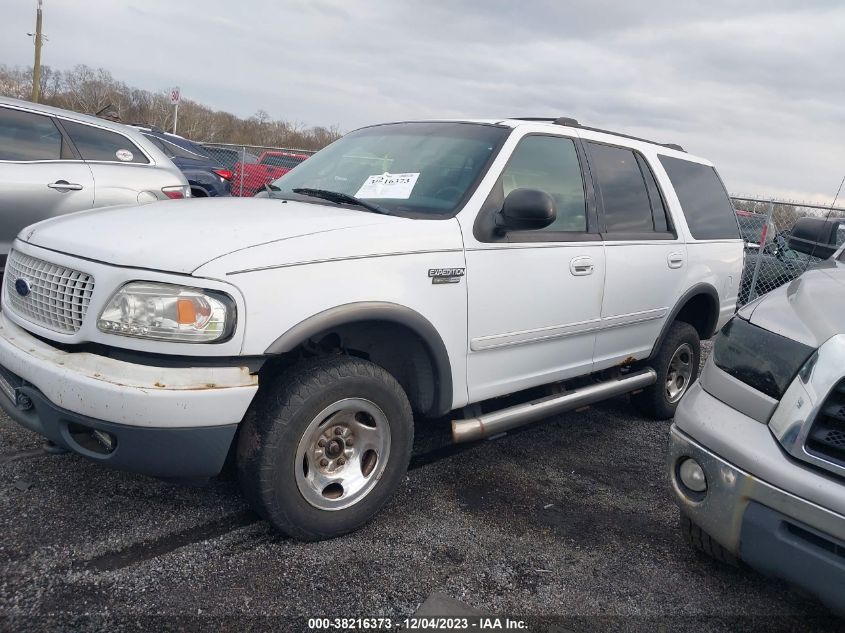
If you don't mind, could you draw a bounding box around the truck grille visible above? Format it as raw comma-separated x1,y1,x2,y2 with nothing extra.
4,250,95,334
806,380,845,467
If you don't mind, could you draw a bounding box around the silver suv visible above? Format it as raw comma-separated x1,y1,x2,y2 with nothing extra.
0,97,188,273
669,217,845,614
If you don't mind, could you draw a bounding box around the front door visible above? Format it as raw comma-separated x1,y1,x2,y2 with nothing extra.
462,133,606,402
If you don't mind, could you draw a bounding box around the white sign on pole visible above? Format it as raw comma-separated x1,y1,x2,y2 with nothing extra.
169,87,181,105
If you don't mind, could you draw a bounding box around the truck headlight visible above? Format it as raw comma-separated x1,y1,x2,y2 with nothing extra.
97,282,235,343
713,316,815,399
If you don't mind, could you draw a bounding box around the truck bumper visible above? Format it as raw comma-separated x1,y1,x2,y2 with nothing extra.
0,311,258,477
669,384,845,614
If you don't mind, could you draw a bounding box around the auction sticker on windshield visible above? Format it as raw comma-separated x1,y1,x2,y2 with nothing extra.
355,172,420,199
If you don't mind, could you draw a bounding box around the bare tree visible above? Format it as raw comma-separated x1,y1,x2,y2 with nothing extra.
0,63,341,150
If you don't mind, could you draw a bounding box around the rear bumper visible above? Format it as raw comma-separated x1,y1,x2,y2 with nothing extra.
0,382,236,477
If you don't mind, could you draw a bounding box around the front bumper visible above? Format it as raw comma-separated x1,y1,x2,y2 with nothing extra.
0,311,259,477
669,385,845,613
0,383,237,478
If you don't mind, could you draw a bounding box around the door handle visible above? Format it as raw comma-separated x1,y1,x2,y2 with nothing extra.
667,251,685,269
47,180,83,191
570,256,595,276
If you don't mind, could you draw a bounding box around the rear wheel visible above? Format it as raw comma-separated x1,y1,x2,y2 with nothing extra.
236,355,413,541
631,321,700,419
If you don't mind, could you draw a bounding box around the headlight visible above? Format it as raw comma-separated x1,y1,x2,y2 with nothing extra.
713,317,815,399
98,282,235,343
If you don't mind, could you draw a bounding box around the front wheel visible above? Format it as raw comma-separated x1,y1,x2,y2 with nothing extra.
236,355,414,540
631,321,700,419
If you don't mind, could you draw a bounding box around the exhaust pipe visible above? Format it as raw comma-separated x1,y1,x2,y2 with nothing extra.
451,368,657,443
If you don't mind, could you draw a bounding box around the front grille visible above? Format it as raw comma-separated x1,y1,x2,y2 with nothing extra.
4,250,95,334
806,380,845,466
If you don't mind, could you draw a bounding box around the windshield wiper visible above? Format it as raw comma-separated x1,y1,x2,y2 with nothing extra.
292,188,392,215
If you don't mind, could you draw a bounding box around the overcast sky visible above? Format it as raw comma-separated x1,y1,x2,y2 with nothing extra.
3,0,844,202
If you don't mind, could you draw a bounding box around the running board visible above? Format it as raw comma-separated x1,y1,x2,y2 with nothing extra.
451,368,657,443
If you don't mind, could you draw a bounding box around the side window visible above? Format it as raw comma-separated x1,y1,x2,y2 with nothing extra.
658,155,739,240
0,107,66,161
586,142,655,233
501,135,587,232
61,121,149,164
636,154,670,233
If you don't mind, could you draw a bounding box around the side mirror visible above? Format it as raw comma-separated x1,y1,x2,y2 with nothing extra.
788,217,841,259
497,188,556,231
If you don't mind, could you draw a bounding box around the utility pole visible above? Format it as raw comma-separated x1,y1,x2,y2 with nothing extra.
30,0,44,103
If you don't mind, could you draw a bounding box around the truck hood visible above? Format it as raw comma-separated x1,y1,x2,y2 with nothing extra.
18,198,396,274
740,261,845,348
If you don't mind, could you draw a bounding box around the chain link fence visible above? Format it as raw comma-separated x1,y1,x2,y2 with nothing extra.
731,197,845,306
200,143,316,197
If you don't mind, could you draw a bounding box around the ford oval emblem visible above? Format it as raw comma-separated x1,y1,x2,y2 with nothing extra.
14,278,30,297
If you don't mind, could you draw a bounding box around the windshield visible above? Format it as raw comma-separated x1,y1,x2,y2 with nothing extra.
271,122,508,216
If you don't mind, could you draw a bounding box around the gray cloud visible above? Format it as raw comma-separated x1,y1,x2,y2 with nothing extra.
2,0,843,201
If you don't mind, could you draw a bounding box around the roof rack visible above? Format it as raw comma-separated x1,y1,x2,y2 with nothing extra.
511,117,685,152
128,123,165,133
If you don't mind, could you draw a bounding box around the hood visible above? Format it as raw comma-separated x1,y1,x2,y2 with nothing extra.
19,198,394,274
741,261,845,348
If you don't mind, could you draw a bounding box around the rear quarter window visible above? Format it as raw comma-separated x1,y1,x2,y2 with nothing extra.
61,120,149,164
659,155,739,240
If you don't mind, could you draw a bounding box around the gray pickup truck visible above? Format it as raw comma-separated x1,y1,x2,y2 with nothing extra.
668,216,845,614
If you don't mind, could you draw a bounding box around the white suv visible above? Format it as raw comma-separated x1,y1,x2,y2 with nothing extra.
0,117,742,540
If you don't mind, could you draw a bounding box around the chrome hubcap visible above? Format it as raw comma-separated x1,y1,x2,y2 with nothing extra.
295,398,391,511
666,343,694,403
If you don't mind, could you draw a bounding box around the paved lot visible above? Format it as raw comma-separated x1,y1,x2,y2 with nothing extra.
1,342,842,632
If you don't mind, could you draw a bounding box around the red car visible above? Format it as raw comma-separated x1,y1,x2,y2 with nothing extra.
231,150,310,196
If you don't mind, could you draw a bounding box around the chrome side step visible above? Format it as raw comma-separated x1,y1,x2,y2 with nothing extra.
451,368,657,443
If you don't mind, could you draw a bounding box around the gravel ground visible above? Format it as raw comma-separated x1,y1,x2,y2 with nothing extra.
1,341,842,632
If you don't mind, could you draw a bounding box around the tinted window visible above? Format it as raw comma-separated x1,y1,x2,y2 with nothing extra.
62,121,149,164
587,142,654,233
501,135,587,232
262,154,307,169
636,154,670,232
162,136,213,160
0,107,65,161
148,135,210,161
142,134,171,156
659,155,739,239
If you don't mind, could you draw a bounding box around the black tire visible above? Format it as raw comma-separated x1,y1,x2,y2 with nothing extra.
680,514,738,566
631,320,700,419
236,355,413,541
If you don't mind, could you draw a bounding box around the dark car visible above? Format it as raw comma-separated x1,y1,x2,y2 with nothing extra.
132,127,232,198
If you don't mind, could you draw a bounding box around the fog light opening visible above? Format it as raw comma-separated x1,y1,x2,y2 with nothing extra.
679,458,707,494
67,423,117,455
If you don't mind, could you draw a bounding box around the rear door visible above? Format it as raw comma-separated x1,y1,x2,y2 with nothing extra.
584,141,687,370
58,119,152,207
0,105,94,265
